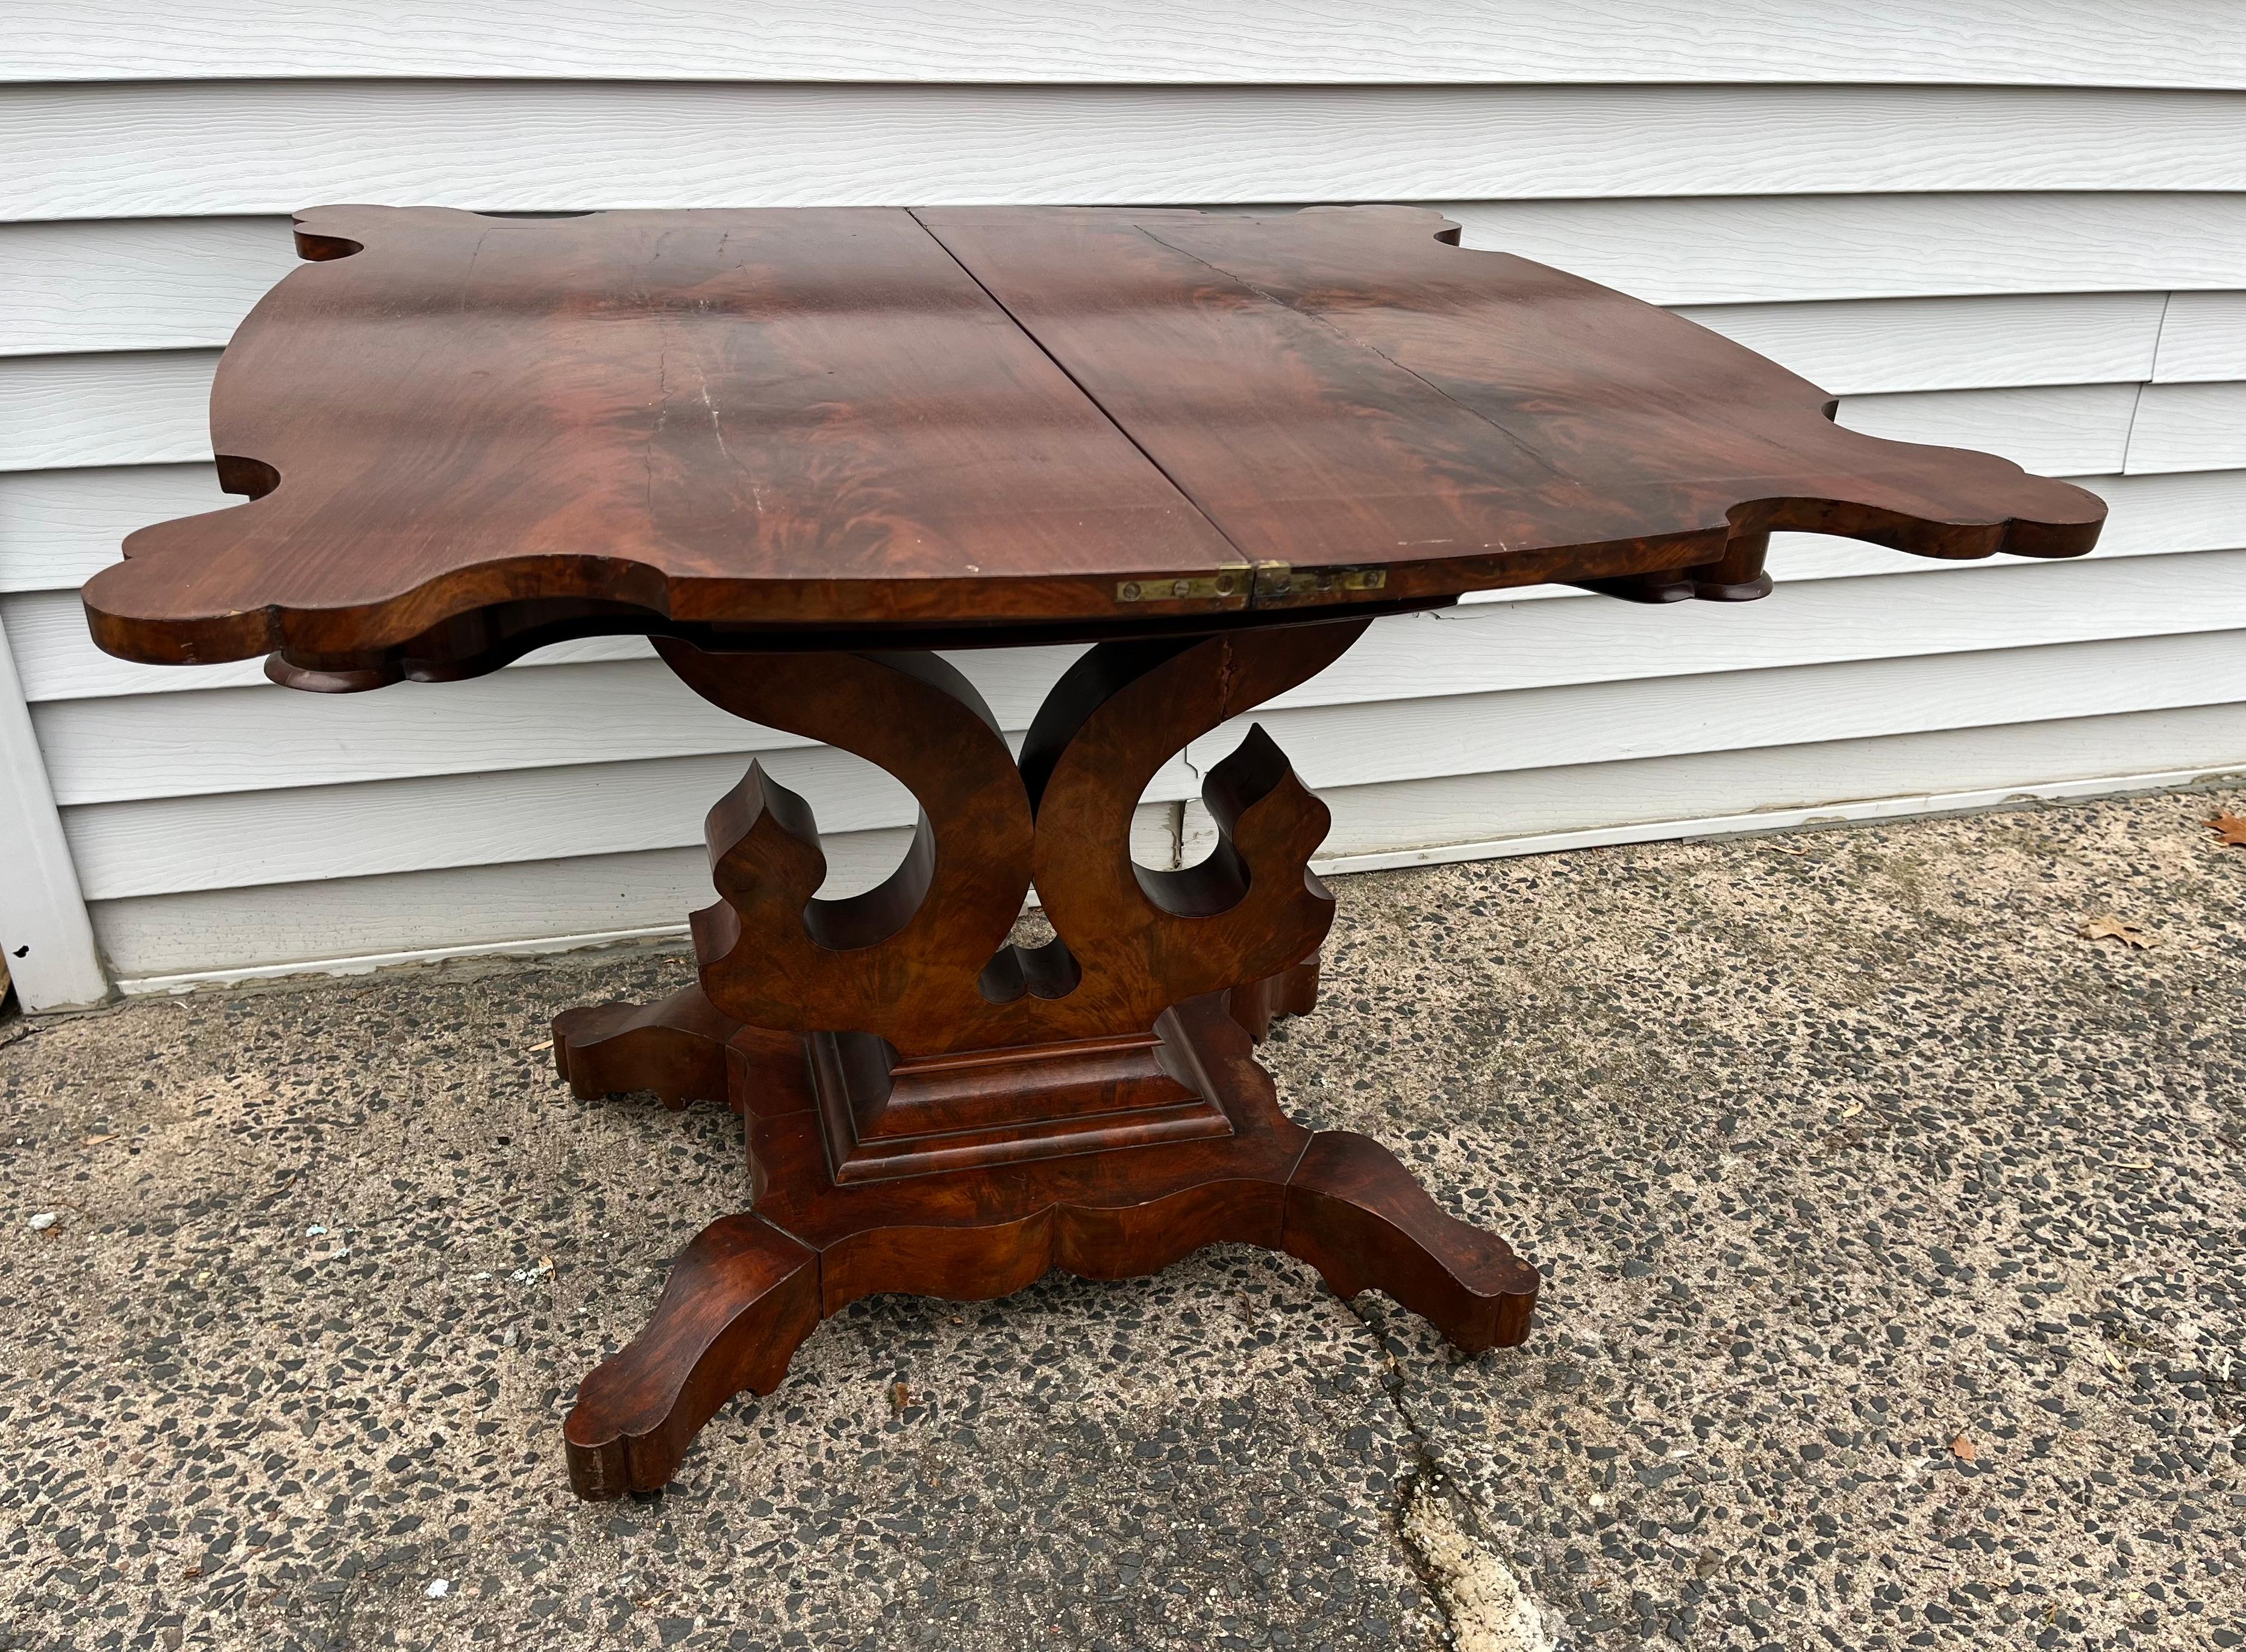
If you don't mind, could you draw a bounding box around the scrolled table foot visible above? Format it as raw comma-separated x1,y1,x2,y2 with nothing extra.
563,1214,821,1500
552,983,741,1107
1281,1131,1540,1353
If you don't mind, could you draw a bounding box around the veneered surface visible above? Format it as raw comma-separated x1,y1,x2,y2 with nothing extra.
83,202,2104,680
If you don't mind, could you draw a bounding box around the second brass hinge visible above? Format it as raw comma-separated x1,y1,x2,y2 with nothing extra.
1112,560,1392,605
1115,562,1253,603
1252,560,1388,602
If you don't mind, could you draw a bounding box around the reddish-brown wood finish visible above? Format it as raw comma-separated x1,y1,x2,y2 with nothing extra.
562,993,1539,1499
83,205,2107,1496
548,619,1544,1494
563,1213,820,1500
553,981,737,1109
84,204,2100,688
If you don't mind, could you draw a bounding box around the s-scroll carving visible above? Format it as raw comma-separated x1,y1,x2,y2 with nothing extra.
655,618,1369,1057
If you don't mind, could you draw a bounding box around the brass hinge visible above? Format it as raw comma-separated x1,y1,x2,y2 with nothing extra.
1115,562,1253,603
1252,561,1388,602
1113,560,1390,605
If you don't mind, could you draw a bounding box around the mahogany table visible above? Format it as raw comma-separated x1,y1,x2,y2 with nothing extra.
84,204,2102,1499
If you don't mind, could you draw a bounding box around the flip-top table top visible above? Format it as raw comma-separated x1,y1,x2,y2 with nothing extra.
83,203,2101,685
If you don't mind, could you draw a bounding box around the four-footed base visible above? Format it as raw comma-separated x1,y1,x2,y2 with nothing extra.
554,982,1539,1499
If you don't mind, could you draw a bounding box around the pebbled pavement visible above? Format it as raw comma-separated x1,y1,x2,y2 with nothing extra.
2,784,2241,1651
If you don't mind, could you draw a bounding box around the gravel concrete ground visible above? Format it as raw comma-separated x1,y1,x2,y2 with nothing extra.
4,785,2243,1652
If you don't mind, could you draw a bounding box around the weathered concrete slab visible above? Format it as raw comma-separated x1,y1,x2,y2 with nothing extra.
4,786,2242,1651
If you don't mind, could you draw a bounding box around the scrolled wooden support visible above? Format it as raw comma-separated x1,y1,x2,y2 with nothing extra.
553,983,741,1109
657,642,1034,1047
563,1214,821,1499
1282,1132,1541,1353
657,619,1366,1056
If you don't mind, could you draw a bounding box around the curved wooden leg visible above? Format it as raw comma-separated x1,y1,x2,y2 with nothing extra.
1282,1131,1540,1353
563,1214,821,1499
553,982,741,1108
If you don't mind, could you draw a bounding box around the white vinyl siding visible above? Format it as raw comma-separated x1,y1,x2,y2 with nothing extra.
3,5,2244,1006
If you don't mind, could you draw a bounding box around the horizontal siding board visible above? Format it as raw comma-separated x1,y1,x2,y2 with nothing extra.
95,698,2246,984
1450,195,2246,305
1833,383,2138,475
53,603,2246,886
17,199,2246,356
1193,629,2246,794
1676,293,2163,395
20,2,2246,88
92,802,1181,981
64,736,1174,898
32,647,1156,805
10,84,2245,222
1284,552,2246,709
2126,381,2246,473
2152,292,2246,382
66,746,907,899
91,843,730,978
19,534,2245,782
1289,701,2246,860
0,217,295,357
5,592,649,696
0,351,215,472
0,463,226,590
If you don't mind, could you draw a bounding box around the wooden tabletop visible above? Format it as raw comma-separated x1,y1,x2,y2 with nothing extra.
84,204,2103,687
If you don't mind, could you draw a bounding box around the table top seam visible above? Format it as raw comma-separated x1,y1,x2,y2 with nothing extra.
906,205,1259,578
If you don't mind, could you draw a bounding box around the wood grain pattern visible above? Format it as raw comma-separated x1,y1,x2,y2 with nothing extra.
561,990,1537,1497
86,204,2100,680
16,454,2230,605
545,617,1539,1490
562,1212,819,1500
79,202,2114,1491
0,343,2148,493
657,621,1362,1056
13,470,2230,702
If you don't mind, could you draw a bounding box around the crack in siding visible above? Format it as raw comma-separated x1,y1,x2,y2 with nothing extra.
2119,292,2174,474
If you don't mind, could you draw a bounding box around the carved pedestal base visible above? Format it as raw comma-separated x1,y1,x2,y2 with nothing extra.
554,980,1538,1500
547,618,1542,1495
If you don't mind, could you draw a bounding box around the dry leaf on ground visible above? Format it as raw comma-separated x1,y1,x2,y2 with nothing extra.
1950,1434,1977,1462
2079,916,2157,949
2207,812,2246,847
